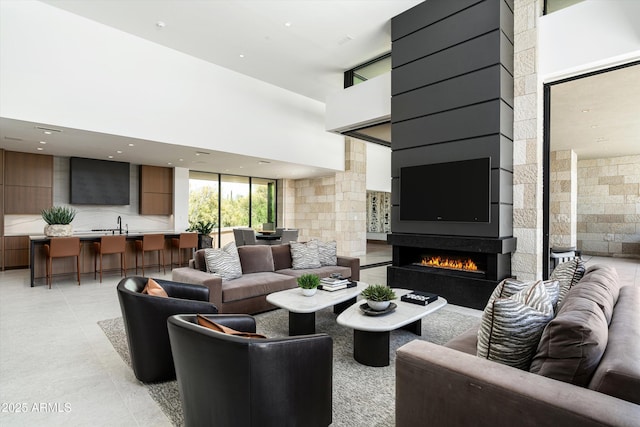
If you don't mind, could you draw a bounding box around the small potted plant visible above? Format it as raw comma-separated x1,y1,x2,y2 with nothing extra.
41,205,77,237
188,221,215,249
361,284,397,311
297,273,320,297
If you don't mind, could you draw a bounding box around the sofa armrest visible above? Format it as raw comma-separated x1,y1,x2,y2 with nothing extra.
396,340,640,427
172,267,223,309
337,256,360,281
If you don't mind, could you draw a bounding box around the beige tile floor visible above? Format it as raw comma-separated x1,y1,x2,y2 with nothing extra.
0,250,637,426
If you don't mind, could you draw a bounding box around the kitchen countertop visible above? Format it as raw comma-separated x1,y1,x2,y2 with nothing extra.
29,230,185,240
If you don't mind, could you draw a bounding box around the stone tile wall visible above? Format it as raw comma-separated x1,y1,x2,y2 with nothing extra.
512,0,544,280
286,137,367,257
577,155,640,257
550,149,578,248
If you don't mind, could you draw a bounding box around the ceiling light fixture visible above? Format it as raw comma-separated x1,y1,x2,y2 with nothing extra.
108,155,114,159
116,150,123,154
35,126,61,133
37,147,44,151
179,158,184,162
581,109,590,113
39,141,47,144
239,54,245,58
284,22,292,27
156,21,166,28
128,143,135,147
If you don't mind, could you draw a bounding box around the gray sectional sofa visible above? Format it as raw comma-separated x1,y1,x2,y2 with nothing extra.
172,244,360,314
395,264,640,426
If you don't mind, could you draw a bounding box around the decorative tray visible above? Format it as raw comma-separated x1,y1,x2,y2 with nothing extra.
359,302,397,316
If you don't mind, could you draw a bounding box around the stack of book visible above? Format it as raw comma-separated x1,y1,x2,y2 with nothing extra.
318,277,350,291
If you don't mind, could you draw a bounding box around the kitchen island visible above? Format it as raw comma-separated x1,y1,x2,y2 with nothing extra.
29,231,189,287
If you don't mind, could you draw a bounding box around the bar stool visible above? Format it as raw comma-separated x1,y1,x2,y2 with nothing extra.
93,235,126,283
171,232,198,267
43,237,81,289
135,234,166,277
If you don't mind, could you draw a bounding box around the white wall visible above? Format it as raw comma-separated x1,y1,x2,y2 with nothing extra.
325,73,391,132
0,1,344,171
366,143,391,193
539,0,640,80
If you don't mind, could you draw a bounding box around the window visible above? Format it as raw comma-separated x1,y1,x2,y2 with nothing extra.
189,172,277,247
344,53,391,88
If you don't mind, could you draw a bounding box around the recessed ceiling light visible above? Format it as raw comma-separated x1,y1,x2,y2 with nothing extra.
590,125,598,128
108,155,114,159
36,147,44,151
156,21,166,28
284,22,292,27
116,150,123,154
44,131,52,135
179,158,184,162
39,141,47,144
168,162,172,165
128,143,135,147
581,109,590,113
239,54,245,58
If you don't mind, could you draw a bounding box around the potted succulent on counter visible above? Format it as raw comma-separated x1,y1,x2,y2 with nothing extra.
361,284,397,311
297,273,320,296
187,221,215,249
41,205,77,237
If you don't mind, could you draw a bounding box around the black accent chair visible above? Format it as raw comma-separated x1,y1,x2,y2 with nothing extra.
167,314,333,427
116,276,218,383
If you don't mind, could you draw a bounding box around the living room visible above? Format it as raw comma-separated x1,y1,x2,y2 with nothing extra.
1,0,639,426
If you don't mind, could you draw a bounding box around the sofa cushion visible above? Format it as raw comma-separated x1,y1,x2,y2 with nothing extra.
222,272,296,303
313,240,337,266
530,295,608,387
277,265,352,280
477,280,555,370
238,245,275,274
204,242,242,280
550,257,586,306
588,285,640,404
290,241,321,269
271,244,292,271
572,264,620,324
444,324,480,355
141,278,168,297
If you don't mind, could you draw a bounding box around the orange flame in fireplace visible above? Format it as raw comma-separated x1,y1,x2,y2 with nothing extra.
420,256,479,272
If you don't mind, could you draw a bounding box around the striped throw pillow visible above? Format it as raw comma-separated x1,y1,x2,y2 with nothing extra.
290,241,321,269
550,257,586,306
204,242,242,280
477,280,555,370
313,240,337,266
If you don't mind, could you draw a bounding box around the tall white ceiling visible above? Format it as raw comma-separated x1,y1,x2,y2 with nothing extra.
1,1,638,179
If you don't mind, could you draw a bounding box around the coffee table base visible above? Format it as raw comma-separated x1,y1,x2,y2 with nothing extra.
353,319,423,367
289,312,316,335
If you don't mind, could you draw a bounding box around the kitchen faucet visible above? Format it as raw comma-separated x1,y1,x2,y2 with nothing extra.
117,216,122,235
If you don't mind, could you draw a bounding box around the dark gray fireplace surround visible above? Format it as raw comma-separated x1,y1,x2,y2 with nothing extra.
388,0,516,310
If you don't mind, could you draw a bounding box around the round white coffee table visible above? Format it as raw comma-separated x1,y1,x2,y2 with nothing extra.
266,281,368,335
337,288,447,367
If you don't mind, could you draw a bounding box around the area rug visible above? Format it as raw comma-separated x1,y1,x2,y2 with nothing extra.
98,306,480,426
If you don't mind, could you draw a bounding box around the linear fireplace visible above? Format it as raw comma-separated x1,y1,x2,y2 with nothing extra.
387,234,516,310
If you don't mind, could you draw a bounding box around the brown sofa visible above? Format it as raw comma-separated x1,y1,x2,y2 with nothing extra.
396,264,640,427
171,244,360,314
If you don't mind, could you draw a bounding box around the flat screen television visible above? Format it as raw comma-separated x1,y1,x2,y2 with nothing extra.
400,158,491,222
70,157,130,205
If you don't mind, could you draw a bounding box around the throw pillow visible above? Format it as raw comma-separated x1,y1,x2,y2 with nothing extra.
530,296,608,386
141,278,168,298
204,242,242,280
196,314,266,339
550,257,586,306
484,278,560,315
477,280,555,370
290,241,321,269
314,240,337,266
